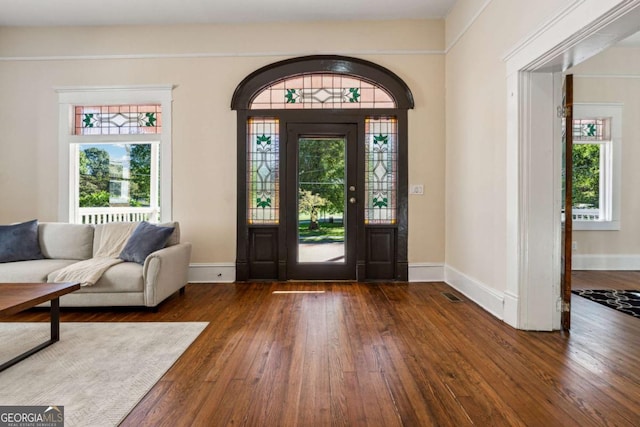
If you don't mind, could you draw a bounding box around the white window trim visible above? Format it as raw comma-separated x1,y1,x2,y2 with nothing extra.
56,85,173,223
572,103,622,231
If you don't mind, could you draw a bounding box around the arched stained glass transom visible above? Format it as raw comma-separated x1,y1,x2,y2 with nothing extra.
250,73,396,110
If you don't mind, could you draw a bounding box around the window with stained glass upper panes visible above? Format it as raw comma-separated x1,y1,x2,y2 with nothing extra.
365,117,397,224
250,73,396,110
58,88,171,226
572,117,610,222
248,118,280,224
571,104,622,231
72,105,163,224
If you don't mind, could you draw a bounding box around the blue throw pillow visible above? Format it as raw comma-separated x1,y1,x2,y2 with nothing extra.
119,221,175,265
0,219,44,263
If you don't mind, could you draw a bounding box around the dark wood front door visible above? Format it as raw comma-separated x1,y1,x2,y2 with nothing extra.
561,74,573,330
286,123,358,280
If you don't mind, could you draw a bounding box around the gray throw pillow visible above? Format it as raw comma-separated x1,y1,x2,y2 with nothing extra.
0,219,45,263
119,221,175,265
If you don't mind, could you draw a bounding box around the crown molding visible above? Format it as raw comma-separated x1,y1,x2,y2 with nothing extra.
0,49,444,62
574,73,640,79
502,0,585,63
445,0,493,53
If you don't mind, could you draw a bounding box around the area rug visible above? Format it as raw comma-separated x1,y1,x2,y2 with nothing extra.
572,289,640,318
0,322,208,426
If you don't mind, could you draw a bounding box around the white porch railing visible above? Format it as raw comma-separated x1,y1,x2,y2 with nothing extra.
572,208,600,221
79,207,159,224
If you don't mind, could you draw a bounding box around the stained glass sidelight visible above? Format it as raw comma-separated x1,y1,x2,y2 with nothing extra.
250,73,396,110
74,105,162,135
365,117,397,224
248,118,280,224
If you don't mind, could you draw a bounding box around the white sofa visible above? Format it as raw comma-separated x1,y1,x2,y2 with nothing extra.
0,222,191,308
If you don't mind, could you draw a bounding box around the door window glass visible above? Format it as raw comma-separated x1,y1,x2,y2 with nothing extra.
297,137,346,263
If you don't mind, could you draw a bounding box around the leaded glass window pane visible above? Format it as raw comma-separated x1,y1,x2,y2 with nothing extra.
248,118,280,224
573,118,609,141
250,73,396,110
365,117,397,224
74,105,162,135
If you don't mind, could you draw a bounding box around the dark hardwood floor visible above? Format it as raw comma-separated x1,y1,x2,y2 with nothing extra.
3,282,639,426
573,270,640,291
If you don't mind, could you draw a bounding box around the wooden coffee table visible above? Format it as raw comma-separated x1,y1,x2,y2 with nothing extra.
0,282,80,372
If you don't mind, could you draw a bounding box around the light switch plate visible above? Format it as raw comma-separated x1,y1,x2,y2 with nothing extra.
410,184,424,195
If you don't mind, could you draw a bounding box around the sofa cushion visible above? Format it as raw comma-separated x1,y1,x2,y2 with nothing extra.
93,221,180,255
159,221,180,246
0,259,80,282
73,262,144,293
119,221,175,265
39,223,94,260
0,219,44,263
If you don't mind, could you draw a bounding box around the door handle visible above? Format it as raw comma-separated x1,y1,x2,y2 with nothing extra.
349,197,357,204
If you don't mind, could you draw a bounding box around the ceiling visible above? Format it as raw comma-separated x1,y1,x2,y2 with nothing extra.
1,0,637,49
0,0,458,26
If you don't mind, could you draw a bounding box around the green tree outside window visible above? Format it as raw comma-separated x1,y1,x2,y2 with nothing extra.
572,144,600,209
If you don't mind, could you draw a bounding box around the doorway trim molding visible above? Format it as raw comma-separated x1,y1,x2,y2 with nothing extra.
504,0,640,329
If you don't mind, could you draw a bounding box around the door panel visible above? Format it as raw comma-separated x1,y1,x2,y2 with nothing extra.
365,228,396,279
248,227,278,279
287,124,357,280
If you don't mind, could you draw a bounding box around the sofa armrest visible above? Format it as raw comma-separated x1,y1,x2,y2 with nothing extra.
142,242,192,307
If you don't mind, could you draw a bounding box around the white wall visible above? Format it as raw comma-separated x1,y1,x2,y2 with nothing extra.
0,20,445,272
445,0,573,294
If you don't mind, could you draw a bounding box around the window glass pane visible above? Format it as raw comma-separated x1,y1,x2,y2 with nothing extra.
74,105,162,135
250,73,395,110
572,143,601,221
248,118,280,224
78,143,159,224
365,117,397,224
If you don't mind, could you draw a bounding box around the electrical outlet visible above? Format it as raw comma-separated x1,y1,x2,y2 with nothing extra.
572,241,577,250
410,184,424,195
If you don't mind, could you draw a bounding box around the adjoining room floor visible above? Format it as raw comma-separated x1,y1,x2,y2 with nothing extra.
572,270,640,291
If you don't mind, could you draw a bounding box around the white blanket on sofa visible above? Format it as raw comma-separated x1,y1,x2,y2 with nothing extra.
48,222,138,287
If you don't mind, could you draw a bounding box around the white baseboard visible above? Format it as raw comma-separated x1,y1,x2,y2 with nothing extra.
502,291,519,328
408,263,445,282
444,265,505,320
572,254,640,270
188,263,236,283
189,262,445,283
